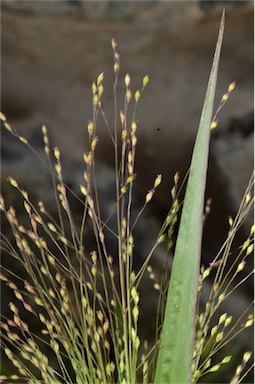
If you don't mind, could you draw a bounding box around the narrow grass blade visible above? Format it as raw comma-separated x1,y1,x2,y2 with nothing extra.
154,11,225,384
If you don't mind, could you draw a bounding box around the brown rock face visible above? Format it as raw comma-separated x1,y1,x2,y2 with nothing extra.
1,1,254,381
2,0,253,256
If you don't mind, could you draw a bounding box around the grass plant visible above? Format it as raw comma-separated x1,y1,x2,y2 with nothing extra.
0,11,253,384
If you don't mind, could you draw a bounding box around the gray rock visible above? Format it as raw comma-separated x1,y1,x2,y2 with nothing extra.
1,2,253,380
1,0,78,15
211,112,254,228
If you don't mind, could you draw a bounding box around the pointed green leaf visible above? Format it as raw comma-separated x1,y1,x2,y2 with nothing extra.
154,11,225,384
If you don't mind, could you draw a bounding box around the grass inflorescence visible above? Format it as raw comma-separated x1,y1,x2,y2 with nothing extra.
0,27,254,384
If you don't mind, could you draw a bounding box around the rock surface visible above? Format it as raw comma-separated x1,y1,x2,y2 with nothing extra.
211,112,254,228
2,1,253,205
1,0,253,265
1,1,254,380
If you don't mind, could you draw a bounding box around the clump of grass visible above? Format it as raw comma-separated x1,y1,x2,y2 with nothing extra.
0,39,168,384
0,16,254,384
192,174,254,383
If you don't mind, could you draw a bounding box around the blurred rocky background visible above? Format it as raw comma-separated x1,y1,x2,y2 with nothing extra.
1,1,254,382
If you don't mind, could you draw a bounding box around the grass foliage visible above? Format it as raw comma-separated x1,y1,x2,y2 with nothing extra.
0,13,254,384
